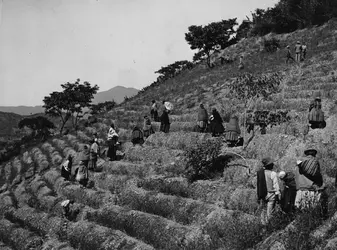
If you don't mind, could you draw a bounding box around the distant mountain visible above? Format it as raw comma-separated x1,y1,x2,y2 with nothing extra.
0,106,45,116
0,86,139,116
92,86,139,104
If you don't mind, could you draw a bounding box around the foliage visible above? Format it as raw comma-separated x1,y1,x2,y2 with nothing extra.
236,20,253,40
91,100,116,115
155,60,194,82
18,116,55,140
263,38,281,53
43,79,99,133
229,73,282,106
185,19,237,68
250,0,337,36
184,138,227,182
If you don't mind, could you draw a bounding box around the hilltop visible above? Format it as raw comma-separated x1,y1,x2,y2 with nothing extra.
92,85,139,104
1,19,337,250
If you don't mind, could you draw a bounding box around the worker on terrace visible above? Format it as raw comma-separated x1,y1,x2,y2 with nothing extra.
61,154,73,181
143,115,155,138
295,148,328,218
160,101,172,133
308,97,325,129
238,55,244,69
76,145,90,187
131,125,145,145
197,103,208,133
209,108,224,137
301,43,307,60
107,123,119,161
61,199,79,221
286,45,295,64
278,171,297,213
224,116,241,147
257,157,280,225
89,138,100,171
295,41,302,62
151,100,159,122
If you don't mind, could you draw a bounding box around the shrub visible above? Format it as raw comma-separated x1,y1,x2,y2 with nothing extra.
184,138,227,182
263,38,280,53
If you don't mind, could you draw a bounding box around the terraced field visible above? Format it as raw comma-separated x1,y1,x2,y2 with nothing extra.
1,20,337,250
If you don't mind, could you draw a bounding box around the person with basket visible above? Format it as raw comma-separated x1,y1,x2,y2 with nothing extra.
107,123,119,161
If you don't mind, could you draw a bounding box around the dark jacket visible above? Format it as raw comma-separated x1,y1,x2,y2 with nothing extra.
257,168,268,201
198,107,208,121
160,110,170,124
282,172,297,190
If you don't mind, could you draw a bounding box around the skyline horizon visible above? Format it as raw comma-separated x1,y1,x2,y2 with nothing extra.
0,0,278,106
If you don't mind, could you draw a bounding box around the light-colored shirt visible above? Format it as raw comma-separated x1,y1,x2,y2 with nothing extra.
265,169,280,195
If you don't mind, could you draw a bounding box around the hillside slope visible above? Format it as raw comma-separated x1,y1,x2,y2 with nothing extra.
1,20,337,250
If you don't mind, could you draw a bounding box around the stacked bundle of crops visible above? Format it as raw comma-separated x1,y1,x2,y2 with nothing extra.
145,131,210,150
30,147,49,172
42,142,63,166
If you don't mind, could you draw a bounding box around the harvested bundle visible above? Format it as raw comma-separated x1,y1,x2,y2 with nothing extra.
30,147,49,172
0,219,43,250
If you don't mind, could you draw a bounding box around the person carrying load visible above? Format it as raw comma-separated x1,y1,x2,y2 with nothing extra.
224,116,242,147
308,97,325,129
197,103,208,133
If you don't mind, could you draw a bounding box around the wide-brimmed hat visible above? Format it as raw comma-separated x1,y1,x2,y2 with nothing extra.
304,148,317,155
278,171,286,179
214,45,221,50
297,41,300,44
262,157,274,167
164,102,173,111
61,200,70,207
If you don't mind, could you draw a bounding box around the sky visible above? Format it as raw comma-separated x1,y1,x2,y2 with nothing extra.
0,0,279,106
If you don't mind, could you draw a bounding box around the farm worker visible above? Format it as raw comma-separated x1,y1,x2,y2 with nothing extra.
238,55,244,69
278,171,297,213
61,199,79,221
61,154,73,181
301,43,307,60
197,103,208,133
151,100,159,122
224,116,241,147
107,123,119,161
89,138,100,171
209,108,224,137
286,45,295,64
160,102,172,133
308,97,325,129
257,157,280,225
295,148,328,218
131,125,145,145
143,115,154,138
76,145,90,187
295,41,302,62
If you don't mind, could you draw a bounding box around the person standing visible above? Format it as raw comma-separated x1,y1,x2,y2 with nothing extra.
160,107,170,133
224,116,241,147
295,41,302,62
301,43,307,60
257,157,280,225
209,108,224,137
143,115,154,138
151,100,159,122
89,138,100,171
107,124,119,161
278,171,297,213
61,155,73,181
286,45,295,64
76,145,90,187
295,148,328,218
197,103,208,133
